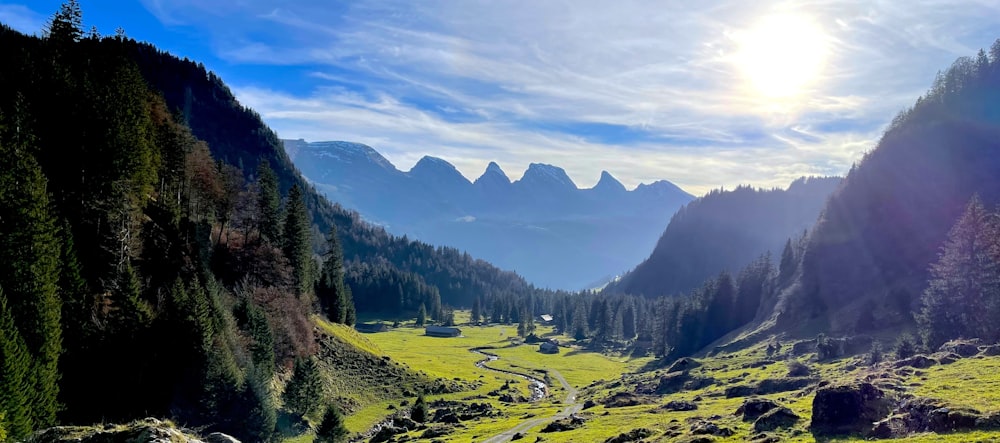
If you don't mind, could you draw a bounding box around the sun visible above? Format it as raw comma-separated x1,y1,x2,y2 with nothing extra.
735,13,828,99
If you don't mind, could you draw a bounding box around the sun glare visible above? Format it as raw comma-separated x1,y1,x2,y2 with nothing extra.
736,13,828,99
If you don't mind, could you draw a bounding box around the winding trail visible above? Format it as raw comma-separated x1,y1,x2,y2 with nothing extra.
473,348,581,443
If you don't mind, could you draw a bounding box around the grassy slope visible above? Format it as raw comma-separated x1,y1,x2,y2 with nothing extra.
315,311,1000,442
356,319,650,442
516,339,1000,443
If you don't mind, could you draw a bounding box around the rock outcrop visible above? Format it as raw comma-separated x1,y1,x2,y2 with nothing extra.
27,418,234,443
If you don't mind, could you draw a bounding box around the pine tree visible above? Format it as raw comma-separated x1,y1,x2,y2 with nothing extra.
46,0,83,44
0,134,63,428
283,184,312,297
317,226,349,323
236,299,275,378
919,196,1000,347
283,357,323,418
0,289,33,440
416,304,427,327
256,161,282,244
471,298,482,325
315,404,349,443
344,287,356,326
57,218,91,351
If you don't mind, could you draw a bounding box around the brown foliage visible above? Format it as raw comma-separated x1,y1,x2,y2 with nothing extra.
253,286,316,365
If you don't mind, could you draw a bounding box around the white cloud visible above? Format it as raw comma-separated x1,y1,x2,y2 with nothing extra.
0,4,46,35
142,0,1000,195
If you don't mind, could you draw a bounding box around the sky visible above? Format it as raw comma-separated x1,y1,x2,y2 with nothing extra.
3,1,1000,195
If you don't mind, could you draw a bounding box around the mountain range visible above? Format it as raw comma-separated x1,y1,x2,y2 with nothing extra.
285,139,695,289
604,176,842,298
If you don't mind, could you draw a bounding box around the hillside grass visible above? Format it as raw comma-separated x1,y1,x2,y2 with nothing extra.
315,313,1000,442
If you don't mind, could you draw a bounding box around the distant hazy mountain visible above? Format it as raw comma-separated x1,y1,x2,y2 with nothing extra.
604,177,842,298
286,139,694,289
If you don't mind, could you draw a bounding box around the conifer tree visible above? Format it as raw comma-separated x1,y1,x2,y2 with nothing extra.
416,303,427,327
58,218,91,349
471,298,482,325
317,226,349,323
46,0,83,44
919,196,1000,347
283,184,312,297
0,133,63,428
0,289,33,440
256,161,282,244
315,405,349,443
344,287,356,326
283,357,323,418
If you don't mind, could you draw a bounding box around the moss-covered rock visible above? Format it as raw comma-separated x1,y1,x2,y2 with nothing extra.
810,382,892,435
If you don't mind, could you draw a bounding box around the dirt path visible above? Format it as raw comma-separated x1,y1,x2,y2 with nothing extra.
479,354,580,443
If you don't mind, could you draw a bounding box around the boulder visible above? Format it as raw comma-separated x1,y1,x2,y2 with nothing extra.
979,344,1000,356
928,407,981,432
753,407,800,432
205,433,241,443
894,355,936,369
603,428,654,443
724,385,755,398
791,339,816,355
939,339,980,358
869,416,907,439
755,377,817,395
663,400,698,411
603,392,651,408
810,382,892,435
655,371,714,394
736,398,780,421
689,420,733,437
667,357,701,373
936,353,961,365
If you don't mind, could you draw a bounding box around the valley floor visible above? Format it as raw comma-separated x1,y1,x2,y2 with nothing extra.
304,316,1000,443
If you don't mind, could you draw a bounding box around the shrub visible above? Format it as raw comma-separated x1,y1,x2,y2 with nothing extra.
786,360,811,377
411,394,428,423
867,341,883,366
895,334,917,360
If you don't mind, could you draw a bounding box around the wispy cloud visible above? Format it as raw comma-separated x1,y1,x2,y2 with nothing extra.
139,0,1000,194
0,3,46,35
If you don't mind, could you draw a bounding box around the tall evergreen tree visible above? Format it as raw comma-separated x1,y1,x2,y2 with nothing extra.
45,0,83,44
919,196,1000,347
317,226,349,323
315,405,349,443
283,184,312,297
0,132,63,428
283,357,323,419
471,297,482,325
416,303,427,327
0,289,33,440
256,161,282,244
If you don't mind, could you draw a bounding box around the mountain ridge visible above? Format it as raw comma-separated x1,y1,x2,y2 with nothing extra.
287,139,695,289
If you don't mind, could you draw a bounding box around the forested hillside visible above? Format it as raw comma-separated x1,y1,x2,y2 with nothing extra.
605,177,840,298
777,43,1000,335
0,3,539,440
115,30,539,310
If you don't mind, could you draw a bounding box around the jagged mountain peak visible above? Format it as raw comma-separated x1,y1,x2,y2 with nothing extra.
475,161,511,186
592,170,627,193
517,163,577,190
409,155,471,185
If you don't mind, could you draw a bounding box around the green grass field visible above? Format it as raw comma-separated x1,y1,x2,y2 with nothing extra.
307,313,1000,443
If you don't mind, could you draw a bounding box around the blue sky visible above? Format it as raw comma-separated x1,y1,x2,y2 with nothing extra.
4,1,1000,194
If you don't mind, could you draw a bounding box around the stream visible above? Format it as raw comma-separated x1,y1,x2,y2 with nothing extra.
470,348,548,401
